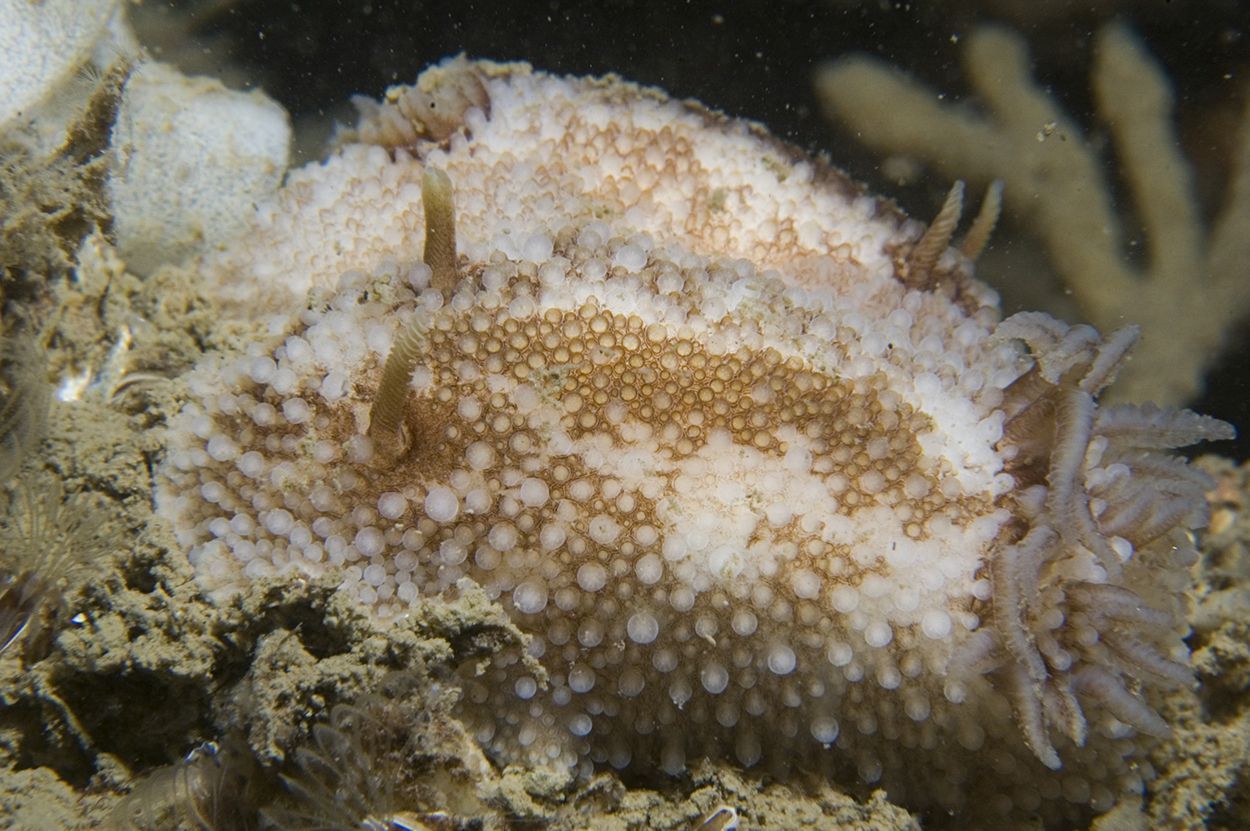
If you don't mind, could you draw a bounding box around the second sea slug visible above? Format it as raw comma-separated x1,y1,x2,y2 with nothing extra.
157,57,1234,824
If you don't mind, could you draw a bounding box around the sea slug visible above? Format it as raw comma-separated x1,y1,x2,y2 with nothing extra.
158,57,1233,823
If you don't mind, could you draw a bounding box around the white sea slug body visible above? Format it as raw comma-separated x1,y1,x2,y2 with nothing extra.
160,58,1233,823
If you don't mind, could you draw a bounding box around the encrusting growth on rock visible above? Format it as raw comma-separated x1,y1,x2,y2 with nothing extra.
0,476,117,660
160,56,1234,825
0,331,51,484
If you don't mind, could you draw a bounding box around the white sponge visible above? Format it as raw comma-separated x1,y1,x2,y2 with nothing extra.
0,0,120,132
107,61,291,275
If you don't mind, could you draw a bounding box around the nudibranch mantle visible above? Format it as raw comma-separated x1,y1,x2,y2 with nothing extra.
159,57,1232,821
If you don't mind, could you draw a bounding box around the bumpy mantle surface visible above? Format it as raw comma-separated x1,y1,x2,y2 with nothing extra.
159,57,1233,823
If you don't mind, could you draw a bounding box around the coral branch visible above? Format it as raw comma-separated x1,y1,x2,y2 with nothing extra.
1092,26,1202,282
816,24,1250,404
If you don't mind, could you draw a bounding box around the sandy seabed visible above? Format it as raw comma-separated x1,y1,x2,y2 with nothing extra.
0,234,1247,831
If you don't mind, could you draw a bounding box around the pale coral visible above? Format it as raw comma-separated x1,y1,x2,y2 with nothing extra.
815,24,1250,406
